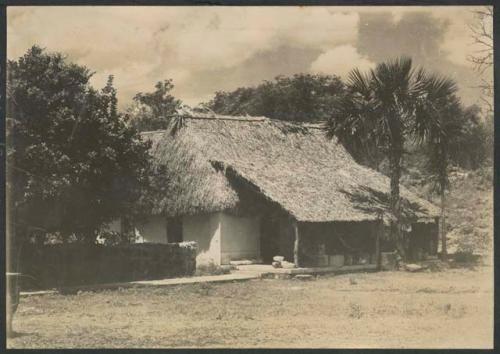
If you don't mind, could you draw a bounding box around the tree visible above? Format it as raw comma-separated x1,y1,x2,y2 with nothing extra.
468,7,493,112
327,57,458,259
206,74,346,122
421,91,463,258
7,46,151,252
448,105,492,170
126,80,182,132
406,104,492,172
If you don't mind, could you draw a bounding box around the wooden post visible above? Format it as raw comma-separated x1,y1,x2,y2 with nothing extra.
292,219,300,268
440,193,447,259
376,213,383,271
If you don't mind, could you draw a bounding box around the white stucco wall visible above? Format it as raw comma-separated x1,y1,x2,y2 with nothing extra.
135,215,168,244
183,213,222,266
220,213,261,264
110,212,261,266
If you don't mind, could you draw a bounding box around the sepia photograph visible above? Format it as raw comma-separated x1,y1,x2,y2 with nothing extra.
5,4,494,349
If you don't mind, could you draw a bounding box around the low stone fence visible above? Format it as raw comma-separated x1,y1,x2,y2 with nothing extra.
17,242,197,290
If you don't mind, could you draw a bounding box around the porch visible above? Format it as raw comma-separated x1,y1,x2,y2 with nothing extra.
259,213,439,269
260,215,385,269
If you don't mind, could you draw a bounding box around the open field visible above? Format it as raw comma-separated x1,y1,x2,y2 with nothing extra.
8,265,493,349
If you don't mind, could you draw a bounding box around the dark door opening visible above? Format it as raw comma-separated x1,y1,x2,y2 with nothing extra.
408,222,439,261
167,217,183,243
260,216,280,264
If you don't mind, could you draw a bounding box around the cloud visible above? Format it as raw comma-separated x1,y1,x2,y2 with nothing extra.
310,45,374,78
439,7,492,68
7,6,487,108
179,45,322,105
355,9,489,108
7,6,360,107
357,11,451,66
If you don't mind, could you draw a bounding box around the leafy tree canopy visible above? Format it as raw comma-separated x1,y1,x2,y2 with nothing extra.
205,73,346,122
126,79,183,132
449,105,492,169
7,45,152,244
326,58,466,170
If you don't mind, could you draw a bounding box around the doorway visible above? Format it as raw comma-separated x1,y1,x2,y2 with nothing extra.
260,216,280,264
167,217,183,243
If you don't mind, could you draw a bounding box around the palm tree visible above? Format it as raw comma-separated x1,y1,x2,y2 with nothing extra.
327,57,458,259
419,88,462,259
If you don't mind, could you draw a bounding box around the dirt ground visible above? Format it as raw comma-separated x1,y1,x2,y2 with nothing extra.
8,265,493,349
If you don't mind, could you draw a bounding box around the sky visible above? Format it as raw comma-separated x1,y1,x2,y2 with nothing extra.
7,6,493,110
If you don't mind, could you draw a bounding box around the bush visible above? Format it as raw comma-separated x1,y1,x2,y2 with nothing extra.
453,252,480,264
19,241,198,290
348,302,363,319
97,230,132,246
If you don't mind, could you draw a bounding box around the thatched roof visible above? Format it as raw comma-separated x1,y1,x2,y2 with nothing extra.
141,114,439,223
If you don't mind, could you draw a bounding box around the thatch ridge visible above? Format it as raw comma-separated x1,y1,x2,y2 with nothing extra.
176,110,268,122
141,115,439,222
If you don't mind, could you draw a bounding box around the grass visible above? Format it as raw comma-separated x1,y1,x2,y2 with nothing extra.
8,265,493,349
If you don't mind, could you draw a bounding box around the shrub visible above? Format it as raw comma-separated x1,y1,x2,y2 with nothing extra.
348,302,363,319
19,242,198,290
453,252,480,264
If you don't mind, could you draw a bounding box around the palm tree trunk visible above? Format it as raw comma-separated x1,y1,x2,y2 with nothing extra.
440,191,447,259
389,146,405,260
